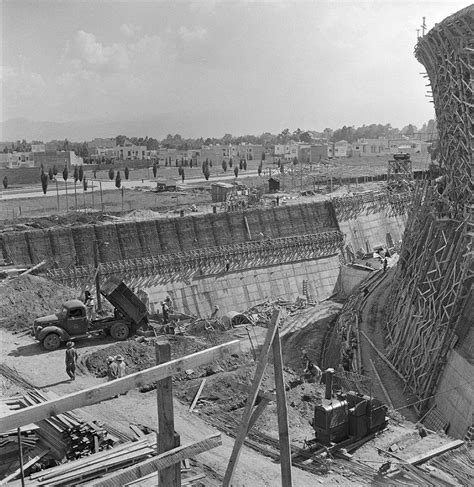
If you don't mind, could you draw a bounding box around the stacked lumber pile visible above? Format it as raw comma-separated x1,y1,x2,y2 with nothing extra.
1,390,118,460
26,437,156,486
0,396,40,465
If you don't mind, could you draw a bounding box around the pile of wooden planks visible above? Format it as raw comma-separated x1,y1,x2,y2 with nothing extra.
1,390,118,461
24,437,156,486
0,395,41,464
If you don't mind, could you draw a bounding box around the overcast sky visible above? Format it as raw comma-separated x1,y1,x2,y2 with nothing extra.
0,0,469,138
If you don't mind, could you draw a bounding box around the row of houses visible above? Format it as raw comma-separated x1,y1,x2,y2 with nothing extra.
1,136,430,171
275,138,430,162
0,150,83,170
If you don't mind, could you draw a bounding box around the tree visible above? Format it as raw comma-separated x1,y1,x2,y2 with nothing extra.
115,135,127,146
108,168,115,180
52,165,58,176
3,176,8,189
41,172,48,194
243,159,247,170
293,156,299,165
203,166,210,180
402,124,417,137
222,159,227,172
83,177,88,191
153,162,157,177
63,167,68,181
181,169,185,182
63,138,70,151
124,166,129,180
78,165,84,182
73,165,79,182
258,164,262,176
229,157,233,168
234,166,239,178
115,171,122,188
261,151,266,161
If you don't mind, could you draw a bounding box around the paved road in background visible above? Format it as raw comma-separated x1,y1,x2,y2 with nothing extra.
0,169,268,201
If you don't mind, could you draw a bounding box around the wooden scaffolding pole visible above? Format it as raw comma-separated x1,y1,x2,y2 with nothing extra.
156,341,180,487
223,309,292,487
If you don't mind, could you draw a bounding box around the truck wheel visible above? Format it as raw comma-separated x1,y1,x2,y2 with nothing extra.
110,323,129,341
43,333,61,351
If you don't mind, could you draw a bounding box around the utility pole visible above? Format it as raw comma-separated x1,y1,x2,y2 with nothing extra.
93,242,101,312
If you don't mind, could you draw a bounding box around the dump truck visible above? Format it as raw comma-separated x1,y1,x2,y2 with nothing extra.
32,277,148,350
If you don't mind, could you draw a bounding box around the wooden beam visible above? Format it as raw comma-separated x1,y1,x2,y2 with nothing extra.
87,434,222,487
369,358,394,409
360,331,406,382
0,340,241,432
404,440,464,466
156,341,180,487
0,450,49,485
272,329,293,487
189,379,206,413
247,397,270,432
223,309,280,487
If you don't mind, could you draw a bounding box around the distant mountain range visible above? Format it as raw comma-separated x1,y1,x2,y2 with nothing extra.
0,110,239,142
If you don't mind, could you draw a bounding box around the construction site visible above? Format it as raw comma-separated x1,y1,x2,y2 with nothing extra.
0,6,472,487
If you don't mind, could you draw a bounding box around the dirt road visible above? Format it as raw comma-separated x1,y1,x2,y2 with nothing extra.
0,328,349,486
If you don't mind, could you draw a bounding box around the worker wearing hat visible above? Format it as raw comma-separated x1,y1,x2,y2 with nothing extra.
115,355,126,378
65,342,78,381
107,356,118,381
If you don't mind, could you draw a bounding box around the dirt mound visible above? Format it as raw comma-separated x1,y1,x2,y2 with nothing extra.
0,275,79,331
84,335,213,379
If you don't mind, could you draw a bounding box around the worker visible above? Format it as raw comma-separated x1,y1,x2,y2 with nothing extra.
164,296,173,312
303,352,322,383
86,295,95,321
107,356,118,381
115,355,126,378
161,300,170,324
65,342,78,381
383,257,388,273
84,288,92,304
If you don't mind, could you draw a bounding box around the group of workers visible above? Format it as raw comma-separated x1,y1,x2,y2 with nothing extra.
106,355,127,381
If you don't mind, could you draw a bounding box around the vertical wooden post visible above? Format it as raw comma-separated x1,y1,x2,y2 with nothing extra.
272,329,292,486
65,181,68,213
17,427,25,487
55,180,60,211
99,181,104,213
223,309,280,487
156,341,180,487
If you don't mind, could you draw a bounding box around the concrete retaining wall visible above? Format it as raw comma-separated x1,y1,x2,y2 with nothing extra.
0,201,337,266
338,208,406,252
435,349,474,439
145,255,341,317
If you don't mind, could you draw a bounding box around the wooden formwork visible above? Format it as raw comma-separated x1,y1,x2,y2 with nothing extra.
386,5,473,414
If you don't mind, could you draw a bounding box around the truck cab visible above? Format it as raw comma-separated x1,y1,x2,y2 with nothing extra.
33,299,90,350
61,300,89,335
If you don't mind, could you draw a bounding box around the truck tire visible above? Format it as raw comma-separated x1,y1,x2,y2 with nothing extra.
110,323,129,341
43,333,61,351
